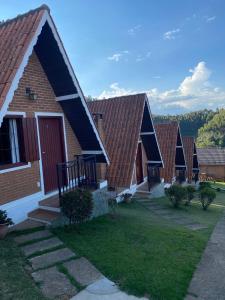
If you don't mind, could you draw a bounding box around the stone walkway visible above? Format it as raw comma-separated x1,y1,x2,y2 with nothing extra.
134,196,206,231
14,228,148,300
185,214,225,299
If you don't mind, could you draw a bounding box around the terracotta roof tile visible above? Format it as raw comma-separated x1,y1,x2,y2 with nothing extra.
88,94,146,188
155,122,178,183
0,5,48,112
183,136,194,182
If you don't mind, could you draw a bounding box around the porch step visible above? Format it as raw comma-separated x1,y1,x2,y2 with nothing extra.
136,190,151,194
28,209,61,225
39,196,60,213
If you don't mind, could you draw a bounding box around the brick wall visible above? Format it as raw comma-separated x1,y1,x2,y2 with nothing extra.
0,51,82,205
200,165,225,180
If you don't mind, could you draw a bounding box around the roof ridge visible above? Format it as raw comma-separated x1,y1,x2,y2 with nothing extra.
91,93,147,103
0,4,49,28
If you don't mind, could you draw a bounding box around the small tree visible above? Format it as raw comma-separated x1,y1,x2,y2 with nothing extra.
200,187,216,210
165,185,186,208
185,185,196,206
61,189,93,225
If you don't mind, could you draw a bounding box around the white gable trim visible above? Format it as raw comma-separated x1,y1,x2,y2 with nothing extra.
56,93,79,101
140,132,154,135
0,10,48,127
0,9,109,165
46,14,109,165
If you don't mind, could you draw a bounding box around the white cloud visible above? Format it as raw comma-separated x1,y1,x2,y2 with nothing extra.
107,51,129,62
136,51,151,62
107,53,122,62
99,83,134,99
98,62,225,114
163,28,180,40
128,25,142,36
205,16,216,23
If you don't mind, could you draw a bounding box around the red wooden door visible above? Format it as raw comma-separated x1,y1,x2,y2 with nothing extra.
136,142,144,185
38,117,66,193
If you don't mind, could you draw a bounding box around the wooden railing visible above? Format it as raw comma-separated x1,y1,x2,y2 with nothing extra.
57,155,98,199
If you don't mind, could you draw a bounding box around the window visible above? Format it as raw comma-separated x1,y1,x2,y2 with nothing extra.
0,118,25,167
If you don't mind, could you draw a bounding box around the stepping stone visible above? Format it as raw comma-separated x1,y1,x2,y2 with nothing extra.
21,237,63,256
14,229,52,245
64,257,103,286
29,248,76,270
86,277,119,295
185,223,207,231
32,266,77,299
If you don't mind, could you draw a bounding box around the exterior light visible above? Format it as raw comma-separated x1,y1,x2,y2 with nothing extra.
25,87,37,100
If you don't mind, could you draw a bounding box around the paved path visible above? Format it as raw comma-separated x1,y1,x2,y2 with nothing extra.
14,228,148,300
185,214,225,300
134,196,206,230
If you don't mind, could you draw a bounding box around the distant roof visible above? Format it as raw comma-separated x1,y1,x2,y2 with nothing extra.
88,93,163,188
88,94,146,188
155,122,179,183
197,147,225,165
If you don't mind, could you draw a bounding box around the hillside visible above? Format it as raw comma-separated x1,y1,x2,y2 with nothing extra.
196,109,225,147
153,109,216,137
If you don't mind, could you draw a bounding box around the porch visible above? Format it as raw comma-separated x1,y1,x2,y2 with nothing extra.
137,165,161,194
27,155,108,225
175,167,186,184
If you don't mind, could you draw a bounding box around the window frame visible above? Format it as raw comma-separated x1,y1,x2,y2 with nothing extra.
0,112,31,174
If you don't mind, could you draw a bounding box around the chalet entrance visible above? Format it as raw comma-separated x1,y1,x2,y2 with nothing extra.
38,117,66,194
136,142,144,185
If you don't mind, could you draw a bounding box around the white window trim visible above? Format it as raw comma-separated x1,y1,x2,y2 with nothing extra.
0,163,31,174
6,111,26,117
34,112,69,195
0,111,30,174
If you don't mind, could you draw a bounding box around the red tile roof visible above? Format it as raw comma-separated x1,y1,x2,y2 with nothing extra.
0,5,48,112
88,94,146,188
183,136,194,182
155,122,179,183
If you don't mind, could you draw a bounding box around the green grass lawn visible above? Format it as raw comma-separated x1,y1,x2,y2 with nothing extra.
54,192,225,300
209,181,225,190
0,235,46,300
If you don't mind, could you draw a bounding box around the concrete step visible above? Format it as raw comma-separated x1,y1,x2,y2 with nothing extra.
28,209,61,225
39,196,60,213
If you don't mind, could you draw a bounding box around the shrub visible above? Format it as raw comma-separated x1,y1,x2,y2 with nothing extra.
199,181,211,190
0,210,13,225
61,189,93,225
122,193,132,203
200,188,216,210
185,185,196,206
165,185,186,208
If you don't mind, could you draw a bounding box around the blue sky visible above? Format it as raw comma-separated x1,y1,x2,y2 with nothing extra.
1,0,225,114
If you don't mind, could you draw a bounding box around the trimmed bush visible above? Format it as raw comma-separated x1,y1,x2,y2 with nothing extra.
61,189,93,225
199,181,211,190
165,185,186,208
200,187,216,210
185,185,196,206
